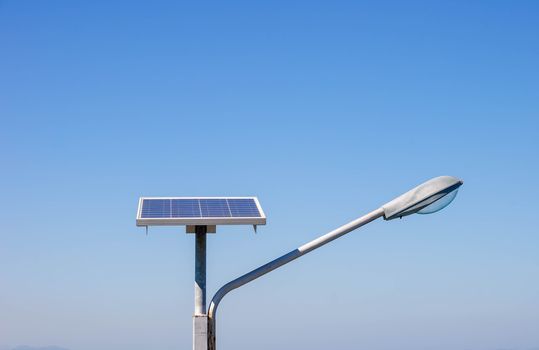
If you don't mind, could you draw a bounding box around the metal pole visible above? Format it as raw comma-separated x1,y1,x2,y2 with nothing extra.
193,225,208,350
195,226,207,314
207,207,384,350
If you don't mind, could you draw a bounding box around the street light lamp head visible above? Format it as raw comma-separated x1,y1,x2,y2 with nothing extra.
382,176,463,220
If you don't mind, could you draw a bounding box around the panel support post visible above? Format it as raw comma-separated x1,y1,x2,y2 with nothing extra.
193,315,208,350
193,225,207,350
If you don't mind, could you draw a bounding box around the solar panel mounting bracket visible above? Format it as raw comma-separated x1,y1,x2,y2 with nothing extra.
187,225,217,234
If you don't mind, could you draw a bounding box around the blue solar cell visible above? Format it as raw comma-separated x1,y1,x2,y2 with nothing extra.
171,199,200,217
141,199,171,218
227,198,260,217
200,199,230,217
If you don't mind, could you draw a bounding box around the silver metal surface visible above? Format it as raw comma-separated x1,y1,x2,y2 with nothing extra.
194,227,207,315
137,216,266,227
188,225,216,234
207,208,385,350
193,315,208,350
194,226,207,350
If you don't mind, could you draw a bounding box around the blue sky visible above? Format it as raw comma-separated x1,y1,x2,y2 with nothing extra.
1,1,538,350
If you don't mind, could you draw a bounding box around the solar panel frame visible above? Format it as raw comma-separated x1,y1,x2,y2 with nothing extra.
136,197,266,226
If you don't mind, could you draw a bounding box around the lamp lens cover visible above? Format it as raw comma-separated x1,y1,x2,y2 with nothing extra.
417,189,459,215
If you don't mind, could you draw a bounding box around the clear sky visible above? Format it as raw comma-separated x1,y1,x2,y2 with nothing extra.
1,1,538,350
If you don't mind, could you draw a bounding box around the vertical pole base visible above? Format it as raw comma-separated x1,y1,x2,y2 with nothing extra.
207,316,216,350
193,315,208,350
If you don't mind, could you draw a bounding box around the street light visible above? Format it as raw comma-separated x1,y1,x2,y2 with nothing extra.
206,175,463,350
382,175,462,219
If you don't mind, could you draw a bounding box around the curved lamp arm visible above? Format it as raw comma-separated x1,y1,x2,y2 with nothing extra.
206,175,463,349
207,207,384,349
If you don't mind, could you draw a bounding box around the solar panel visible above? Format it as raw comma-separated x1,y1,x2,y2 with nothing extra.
136,197,266,226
